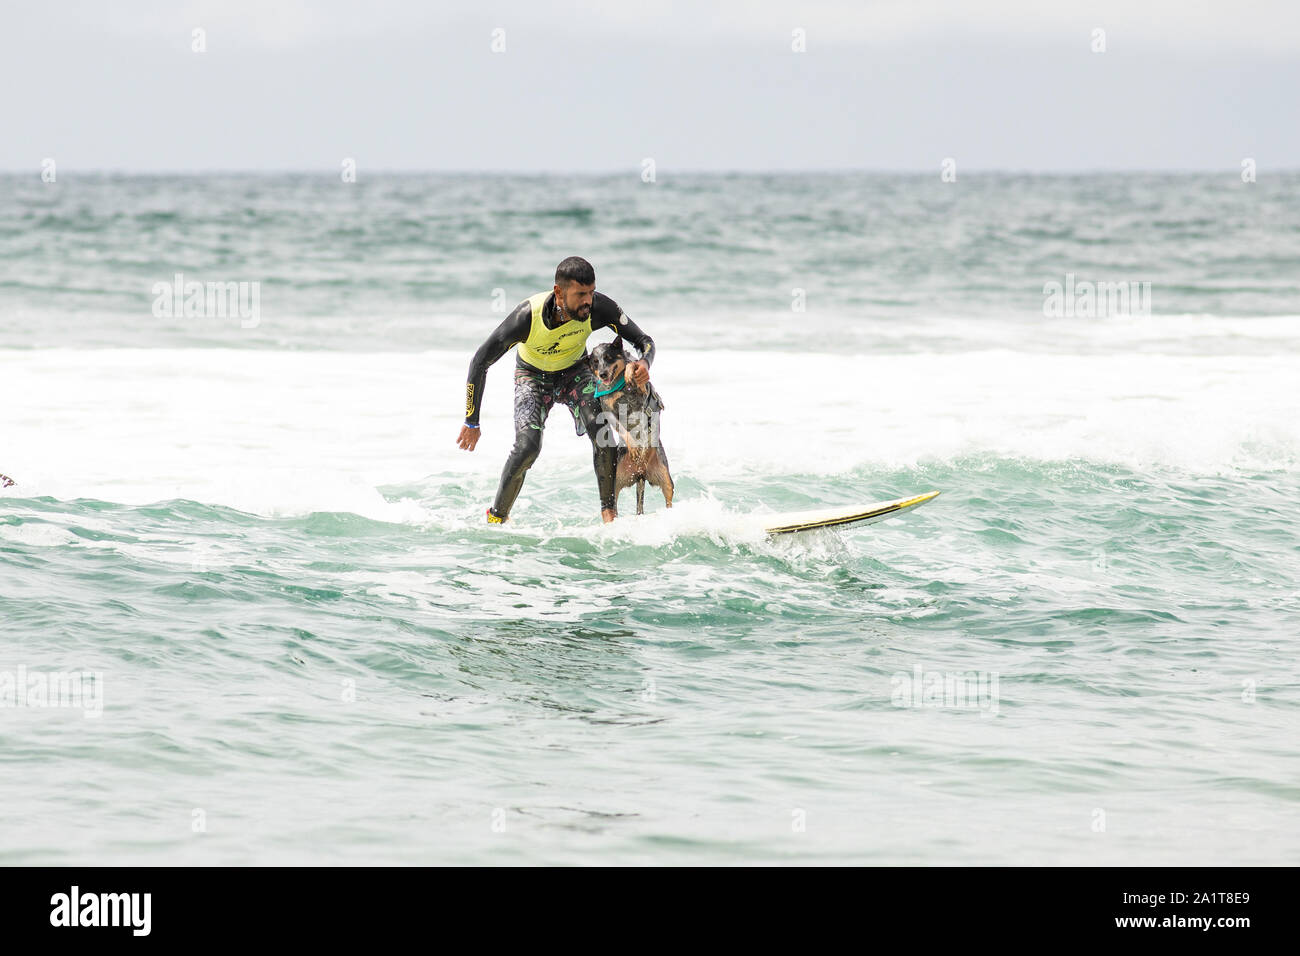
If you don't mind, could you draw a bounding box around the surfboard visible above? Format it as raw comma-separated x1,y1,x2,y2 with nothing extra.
763,490,940,536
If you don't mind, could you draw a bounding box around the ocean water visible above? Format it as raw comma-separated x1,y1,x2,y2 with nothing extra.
2,173,1298,865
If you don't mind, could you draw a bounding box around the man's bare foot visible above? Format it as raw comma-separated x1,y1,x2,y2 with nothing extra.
601,508,617,523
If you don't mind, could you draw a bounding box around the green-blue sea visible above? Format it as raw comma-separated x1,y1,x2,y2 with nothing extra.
2,172,1298,864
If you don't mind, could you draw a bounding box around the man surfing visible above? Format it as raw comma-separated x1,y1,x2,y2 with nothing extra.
456,256,656,524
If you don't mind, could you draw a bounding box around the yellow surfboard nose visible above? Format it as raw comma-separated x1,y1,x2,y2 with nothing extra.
763,490,941,536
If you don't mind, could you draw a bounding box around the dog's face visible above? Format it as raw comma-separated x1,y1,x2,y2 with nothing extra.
588,341,628,390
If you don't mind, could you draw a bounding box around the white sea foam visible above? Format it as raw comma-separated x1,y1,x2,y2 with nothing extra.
0,522,80,547
1,345,1296,519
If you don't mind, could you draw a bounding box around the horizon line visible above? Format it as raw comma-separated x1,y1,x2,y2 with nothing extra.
2,166,1294,177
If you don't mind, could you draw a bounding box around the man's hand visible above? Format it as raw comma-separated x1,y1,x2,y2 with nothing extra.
456,425,481,451
627,360,649,389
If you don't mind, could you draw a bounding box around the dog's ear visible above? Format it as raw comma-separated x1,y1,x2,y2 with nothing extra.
612,334,624,356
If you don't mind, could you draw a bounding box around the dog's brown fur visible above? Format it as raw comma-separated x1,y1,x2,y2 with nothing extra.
588,341,674,515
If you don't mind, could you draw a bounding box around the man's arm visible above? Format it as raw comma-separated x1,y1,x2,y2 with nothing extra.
457,301,530,451
591,291,655,368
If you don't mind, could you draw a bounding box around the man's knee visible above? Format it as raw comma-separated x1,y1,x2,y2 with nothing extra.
511,427,543,468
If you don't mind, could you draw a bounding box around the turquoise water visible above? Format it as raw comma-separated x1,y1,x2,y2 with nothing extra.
3,172,1299,350
2,174,1298,863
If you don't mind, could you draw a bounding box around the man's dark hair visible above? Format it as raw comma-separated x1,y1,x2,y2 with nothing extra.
555,256,595,287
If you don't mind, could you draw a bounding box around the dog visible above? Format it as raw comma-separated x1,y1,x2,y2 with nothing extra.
588,339,674,515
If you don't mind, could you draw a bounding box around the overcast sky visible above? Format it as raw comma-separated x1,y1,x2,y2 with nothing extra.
2,1,1296,172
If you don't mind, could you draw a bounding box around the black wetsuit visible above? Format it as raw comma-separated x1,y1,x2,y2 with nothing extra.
464,291,655,517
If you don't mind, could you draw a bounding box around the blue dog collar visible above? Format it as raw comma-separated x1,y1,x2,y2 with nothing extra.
594,373,626,398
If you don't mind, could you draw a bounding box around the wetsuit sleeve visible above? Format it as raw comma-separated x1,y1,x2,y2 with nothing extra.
592,291,655,368
464,300,530,426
